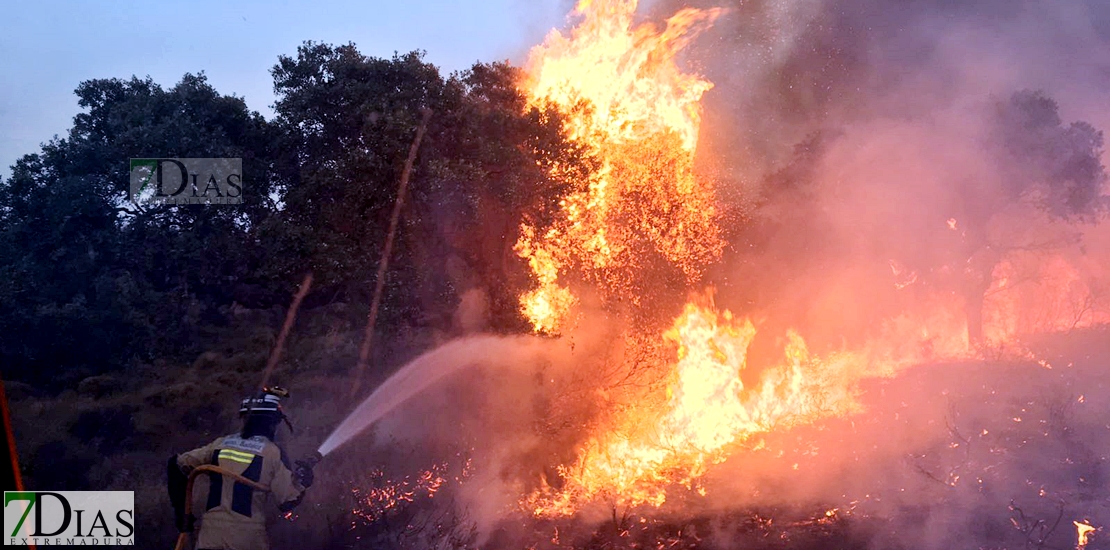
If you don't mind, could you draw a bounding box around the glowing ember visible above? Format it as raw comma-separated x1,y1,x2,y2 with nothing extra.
1075,520,1096,549
350,462,460,524
889,259,918,289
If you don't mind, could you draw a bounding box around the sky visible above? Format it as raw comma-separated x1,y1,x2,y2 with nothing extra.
0,0,573,180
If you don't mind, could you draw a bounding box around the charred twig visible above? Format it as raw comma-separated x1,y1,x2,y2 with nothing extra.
909,409,975,489
1009,499,1066,549
946,411,974,465
1069,293,1097,330
910,457,955,488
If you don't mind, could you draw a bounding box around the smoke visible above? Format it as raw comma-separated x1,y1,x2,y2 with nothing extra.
680,0,1110,342
692,0,1110,169
326,1,1110,547
324,311,634,542
452,287,491,334
665,0,1110,547
681,340,1110,549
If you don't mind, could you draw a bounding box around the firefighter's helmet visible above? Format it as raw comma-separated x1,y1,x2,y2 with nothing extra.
239,386,289,420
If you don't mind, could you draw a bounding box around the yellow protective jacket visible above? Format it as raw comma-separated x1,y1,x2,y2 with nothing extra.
177,434,305,550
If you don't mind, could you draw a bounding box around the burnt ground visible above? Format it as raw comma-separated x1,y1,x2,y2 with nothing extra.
317,327,1110,550
8,322,1110,549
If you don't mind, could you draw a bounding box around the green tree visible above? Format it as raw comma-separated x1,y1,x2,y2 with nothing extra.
0,46,592,386
0,74,277,385
268,44,589,331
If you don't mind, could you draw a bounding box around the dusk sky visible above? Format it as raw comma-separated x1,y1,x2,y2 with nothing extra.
0,0,572,179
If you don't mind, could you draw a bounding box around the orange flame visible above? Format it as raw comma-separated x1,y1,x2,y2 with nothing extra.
516,0,724,332
513,0,1110,519
527,296,867,514
516,0,882,517
1075,520,1096,549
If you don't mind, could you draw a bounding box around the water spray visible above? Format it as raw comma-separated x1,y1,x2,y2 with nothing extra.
317,335,545,457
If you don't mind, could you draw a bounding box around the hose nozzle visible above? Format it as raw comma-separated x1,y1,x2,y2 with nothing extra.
293,451,322,488
305,451,323,468
297,451,322,470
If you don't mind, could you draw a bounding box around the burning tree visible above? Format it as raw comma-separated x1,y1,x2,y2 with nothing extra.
514,0,726,334
510,0,879,518
303,1,1110,547
504,0,1110,529
268,45,593,331
950,90,1109,346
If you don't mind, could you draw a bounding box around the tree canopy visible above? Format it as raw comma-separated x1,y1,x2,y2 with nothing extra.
0,45,587,387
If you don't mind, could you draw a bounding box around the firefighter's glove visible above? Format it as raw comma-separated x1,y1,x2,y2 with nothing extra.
294,460,315,488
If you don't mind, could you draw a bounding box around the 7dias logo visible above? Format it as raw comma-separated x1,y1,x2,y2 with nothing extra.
4,491,134,546
130,158,242,205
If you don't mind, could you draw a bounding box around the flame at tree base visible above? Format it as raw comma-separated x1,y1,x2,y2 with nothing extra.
513,0,889,516
501,0,1110,522
525,295,876,516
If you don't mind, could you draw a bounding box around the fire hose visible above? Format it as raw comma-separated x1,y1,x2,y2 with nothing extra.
173,465,269,550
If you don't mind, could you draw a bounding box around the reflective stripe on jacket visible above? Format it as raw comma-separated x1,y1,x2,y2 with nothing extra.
177,434,305,550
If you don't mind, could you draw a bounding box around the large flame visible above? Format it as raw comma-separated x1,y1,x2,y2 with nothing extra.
526,296,868,514
512,0,867,514
512,0,1110,518
516,0,724,333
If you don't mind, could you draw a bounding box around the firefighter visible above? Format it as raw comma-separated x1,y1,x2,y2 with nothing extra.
168,387,315,550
